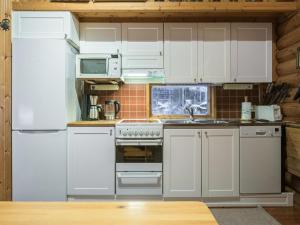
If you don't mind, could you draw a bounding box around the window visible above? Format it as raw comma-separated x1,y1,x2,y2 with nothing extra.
151,85,210,116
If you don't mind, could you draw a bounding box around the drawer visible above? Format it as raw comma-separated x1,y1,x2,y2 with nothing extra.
116,172,162,196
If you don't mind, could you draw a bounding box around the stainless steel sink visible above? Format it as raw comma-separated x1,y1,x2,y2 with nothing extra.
162,119,230,125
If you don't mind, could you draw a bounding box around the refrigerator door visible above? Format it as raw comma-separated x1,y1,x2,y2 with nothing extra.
12,130,67,201
12,39,67,130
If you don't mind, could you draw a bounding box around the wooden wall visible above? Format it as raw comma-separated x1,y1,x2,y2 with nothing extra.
0,0,12,201
276,12,300,122
276,9,300,193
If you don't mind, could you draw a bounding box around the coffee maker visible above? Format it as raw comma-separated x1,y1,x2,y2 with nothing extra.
81,95,103,120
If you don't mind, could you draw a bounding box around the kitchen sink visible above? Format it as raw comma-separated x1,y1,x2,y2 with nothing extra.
162,119,231,125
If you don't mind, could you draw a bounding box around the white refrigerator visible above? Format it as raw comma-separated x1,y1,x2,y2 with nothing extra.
12,38,80,201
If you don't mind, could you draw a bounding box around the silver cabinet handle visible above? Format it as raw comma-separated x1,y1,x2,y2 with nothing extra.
197,131,201,137
160,51,162,56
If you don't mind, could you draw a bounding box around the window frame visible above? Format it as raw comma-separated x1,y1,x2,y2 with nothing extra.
147,84,216,119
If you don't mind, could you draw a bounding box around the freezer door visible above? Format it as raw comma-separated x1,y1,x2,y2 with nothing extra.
12,130,67,201
12,39,67,130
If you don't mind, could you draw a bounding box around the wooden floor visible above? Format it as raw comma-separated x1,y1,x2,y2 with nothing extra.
265,193,300,225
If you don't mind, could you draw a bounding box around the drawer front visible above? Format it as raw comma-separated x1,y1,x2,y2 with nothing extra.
116,172,162,196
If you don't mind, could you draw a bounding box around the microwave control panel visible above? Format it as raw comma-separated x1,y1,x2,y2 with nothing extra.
108,55,121,77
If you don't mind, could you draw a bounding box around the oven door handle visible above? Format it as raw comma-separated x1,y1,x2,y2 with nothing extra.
117,173,162,179
116,139,163,146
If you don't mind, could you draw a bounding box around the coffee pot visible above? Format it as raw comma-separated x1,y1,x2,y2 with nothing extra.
104,100,121,120
89,95,103,120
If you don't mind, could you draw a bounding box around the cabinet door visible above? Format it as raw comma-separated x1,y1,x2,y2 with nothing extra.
198,23,230,83
231,23,272,83
80,23,121,54
164,23,198,83
122,23,163,69
68,127,115,196
164,129,202,197
13,11,79,46
202,129,239,197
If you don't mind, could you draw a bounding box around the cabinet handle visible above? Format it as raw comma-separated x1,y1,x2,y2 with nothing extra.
200,78,203,82
110,129,113,136
160,51,162,56
197,131,201,137
117,49,120,54
194,78,197,83
234,78,237,82
204,131,208,137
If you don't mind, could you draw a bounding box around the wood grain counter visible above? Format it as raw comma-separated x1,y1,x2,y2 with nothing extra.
0,201,218,225
67,120,121,127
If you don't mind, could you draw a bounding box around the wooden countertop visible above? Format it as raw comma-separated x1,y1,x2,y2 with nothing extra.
0,201,218,225
67,120,121,127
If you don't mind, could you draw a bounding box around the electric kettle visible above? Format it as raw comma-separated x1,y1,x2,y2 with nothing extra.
104,100,121,120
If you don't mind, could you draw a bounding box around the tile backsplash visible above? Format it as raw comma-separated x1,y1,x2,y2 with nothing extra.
95,84,147,119
91,84,263,119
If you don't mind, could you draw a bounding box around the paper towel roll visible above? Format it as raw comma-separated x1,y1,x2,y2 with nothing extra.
241,96,252,120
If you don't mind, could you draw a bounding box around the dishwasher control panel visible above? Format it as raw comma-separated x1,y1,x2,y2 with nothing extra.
240,126,281,137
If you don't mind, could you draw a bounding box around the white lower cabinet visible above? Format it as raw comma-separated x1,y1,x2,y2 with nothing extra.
67,127,115,196
163,129,202,197
202,129,240,197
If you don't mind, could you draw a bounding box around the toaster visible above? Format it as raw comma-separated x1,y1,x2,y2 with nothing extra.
255,105,282,122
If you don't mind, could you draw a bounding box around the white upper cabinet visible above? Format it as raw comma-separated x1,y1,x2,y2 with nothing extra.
13,11,79,46
231,23,272,83
202,129,239,197
198,23,231,83
122,23,163,69
67,127,115,196
164,129,202,198
80,23,121,54
164,23,198,83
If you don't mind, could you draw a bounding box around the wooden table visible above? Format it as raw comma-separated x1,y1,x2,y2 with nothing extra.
0,201,218,225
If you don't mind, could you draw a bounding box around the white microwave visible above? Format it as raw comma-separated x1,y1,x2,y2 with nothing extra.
76,54,121,79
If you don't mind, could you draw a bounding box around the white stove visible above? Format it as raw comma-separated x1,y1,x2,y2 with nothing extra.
116,119,163,139
115,119,163,197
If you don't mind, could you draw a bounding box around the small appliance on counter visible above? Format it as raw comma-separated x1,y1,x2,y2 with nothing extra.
105,100,121,120
89,95,103,120
255,105,282,122
241,96,252,121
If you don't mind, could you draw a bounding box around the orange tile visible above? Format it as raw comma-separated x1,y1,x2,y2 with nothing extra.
137,90,145,97
137,97,145,104
130,105,137,111
130,112,137,118
130,97,137,104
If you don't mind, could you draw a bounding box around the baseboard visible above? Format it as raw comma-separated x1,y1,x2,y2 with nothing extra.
67,192,294,207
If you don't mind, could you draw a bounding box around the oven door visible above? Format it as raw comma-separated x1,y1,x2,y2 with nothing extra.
116,139,162,163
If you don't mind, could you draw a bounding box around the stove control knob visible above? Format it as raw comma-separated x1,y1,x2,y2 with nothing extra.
150,131,155,136
128,131,132,136
145,131,149,136
139,131,143,136
134,131,138,136
122,131,127,136
155,131,160,136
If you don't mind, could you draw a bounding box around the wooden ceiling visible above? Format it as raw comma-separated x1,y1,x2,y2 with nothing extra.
12,1,298,21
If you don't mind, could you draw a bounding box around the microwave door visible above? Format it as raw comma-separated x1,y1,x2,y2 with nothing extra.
80,58,108,78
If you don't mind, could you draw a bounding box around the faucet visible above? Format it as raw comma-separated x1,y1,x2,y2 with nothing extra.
185,105,196,121
185,104,202,121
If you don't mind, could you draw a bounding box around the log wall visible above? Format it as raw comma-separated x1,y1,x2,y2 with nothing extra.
276,9,300,193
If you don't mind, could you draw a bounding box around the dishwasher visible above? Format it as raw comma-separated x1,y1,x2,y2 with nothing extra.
240,126,282,194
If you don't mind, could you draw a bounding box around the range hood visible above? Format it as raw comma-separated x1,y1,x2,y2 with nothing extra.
122,69,165,84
